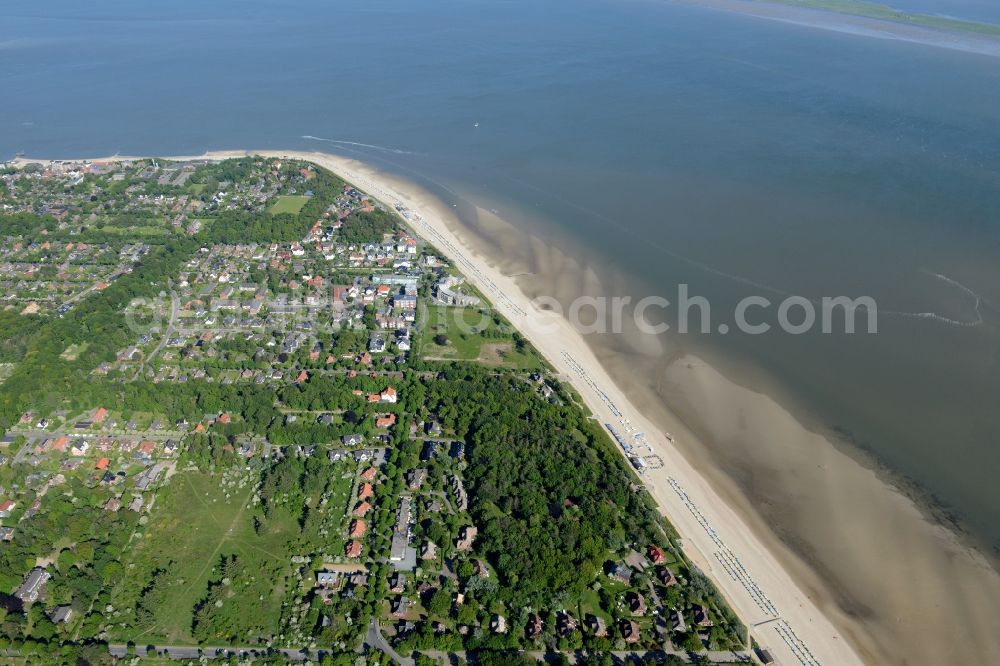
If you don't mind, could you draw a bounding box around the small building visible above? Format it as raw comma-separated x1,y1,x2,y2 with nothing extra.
587,614,607,637
491,614,508,634
50,606,73,624
406,468,427,490
316,572,340,588
693,604,713,628
15,568,50,604
619,619,640,644
391,596,410,618
609,562,633,584
657,565,678,587
557,611,577,636
626,591,647,616
345,540,363,558
671,610,688,634
526,614,543,639
456,525,477,551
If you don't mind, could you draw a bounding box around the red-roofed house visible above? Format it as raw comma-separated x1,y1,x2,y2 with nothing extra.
358,483,374,500
345,540,363,558
95,457,110,470
138,441,156,456
354,501,372,517
375,413,397,429
647,545,666,565
51,436,70,452
296,370,309,384
360,467,377,481
349,519,367,538
94,407,109,423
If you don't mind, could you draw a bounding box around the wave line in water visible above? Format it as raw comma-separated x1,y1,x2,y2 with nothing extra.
881,271,986,327
301,135,422,156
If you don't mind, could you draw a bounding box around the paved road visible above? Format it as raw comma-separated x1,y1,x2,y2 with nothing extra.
366,618,414,666
108,644,323,661
109,640,753,664
56,266,128,312
136,283,178,379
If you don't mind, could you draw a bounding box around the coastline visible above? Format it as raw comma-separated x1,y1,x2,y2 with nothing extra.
299,152,866,665
19,150,1000,664
163,149,864,664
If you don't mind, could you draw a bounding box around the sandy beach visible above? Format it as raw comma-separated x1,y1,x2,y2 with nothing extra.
29,150,1000,665
154,149,863,665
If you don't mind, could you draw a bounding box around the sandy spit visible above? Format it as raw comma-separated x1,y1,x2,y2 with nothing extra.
677,0,1000,57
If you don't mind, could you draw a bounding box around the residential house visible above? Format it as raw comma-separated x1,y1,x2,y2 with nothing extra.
391,596,410,618
456,525,477,551
50,606,73,624
619,619,640,644
609,563,633,584
406,468,427,490
526,614,543,639
316,572,340,588
657,566,678,587
557,611,577,636
587,614,607,637
626,591,647,616
15,568,50,604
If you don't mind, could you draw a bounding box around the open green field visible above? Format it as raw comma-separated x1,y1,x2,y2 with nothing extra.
268,195,311,215
771,0,1000,36
419,305,543,370
59,342,89,361
109,469,300,645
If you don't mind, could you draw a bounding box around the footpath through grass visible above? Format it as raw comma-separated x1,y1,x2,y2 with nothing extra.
109,468,299,645
419,304,543,370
